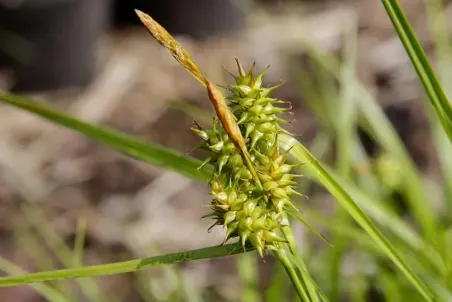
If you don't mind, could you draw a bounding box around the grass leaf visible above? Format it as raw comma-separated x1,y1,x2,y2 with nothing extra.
279,134,435,301
0,243,253,287
424,0,452,209
381,0,452,142
0,92,212,182
0,257,69,302
299,41,438,242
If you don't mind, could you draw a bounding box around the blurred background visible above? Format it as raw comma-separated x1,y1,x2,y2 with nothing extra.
0,0,449,301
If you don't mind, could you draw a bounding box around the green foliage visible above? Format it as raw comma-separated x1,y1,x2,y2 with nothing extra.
381,0,452,142
0,243,254,287
196,62,299,256
1,2,452,301
0,92,212,182
279,134,434,301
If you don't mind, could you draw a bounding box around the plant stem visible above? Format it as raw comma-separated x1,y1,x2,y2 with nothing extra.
273,249,311,302
282,223,319,302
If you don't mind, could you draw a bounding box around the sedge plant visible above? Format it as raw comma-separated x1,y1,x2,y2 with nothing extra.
134,10,324,300
0,3,450,301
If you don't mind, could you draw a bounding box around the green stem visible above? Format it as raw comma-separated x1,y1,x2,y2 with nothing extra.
0,258,69,302
273,250,310,302
280,134,435,301
282,225,319,302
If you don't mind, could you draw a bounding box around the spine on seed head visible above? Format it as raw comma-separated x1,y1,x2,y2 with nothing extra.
193,59,300,257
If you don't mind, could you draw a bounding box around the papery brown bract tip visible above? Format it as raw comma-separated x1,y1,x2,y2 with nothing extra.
135,9,207,87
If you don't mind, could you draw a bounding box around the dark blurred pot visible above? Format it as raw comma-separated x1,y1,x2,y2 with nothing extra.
0,0,244,92
116,0,245,40
0,0,112,92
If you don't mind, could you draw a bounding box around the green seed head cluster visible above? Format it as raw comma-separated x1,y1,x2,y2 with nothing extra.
193,60,300,257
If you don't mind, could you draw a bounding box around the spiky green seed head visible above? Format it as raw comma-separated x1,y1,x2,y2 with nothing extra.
194,59,301,257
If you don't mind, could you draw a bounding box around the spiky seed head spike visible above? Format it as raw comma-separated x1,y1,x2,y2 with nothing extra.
137,5,320,255
250,231,265,258
248,62,256,86
250,131,264,148
200,213,217,219
223,142,235,154
249,104,263,115
239,98,254,108
235,57,246,77
210,203,229,211
252,217,267,230
263,181,278,191
274,147,292,166
192,120,204,130
258,122,276,134
272,188,288,199
208,221,222,232
254,150,270,166
209,140,224,153
278,180,297,187
245,123,256,138
223,65,240,82
286,187,303,197
223,221,239,244
192,128,209,141
284,200,300,212
210,175,223,190
198,157,212,170
235,85,253,96
228,153,243,167
224,211,237,225
242,200,257,216
240,229,250,248
250,206,265,220
188,59,322,256
264,231,287,243
273,199,285,213
260,81,285,97
213,192,229,205
238,112,249,124
254,67,269,88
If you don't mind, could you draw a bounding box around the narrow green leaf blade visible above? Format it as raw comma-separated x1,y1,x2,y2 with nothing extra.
424,0,452,209
0,243,252,287
299,40,438,240
381,0,452,142
279,134,435,301
0,257,69,302
0,92,212,182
